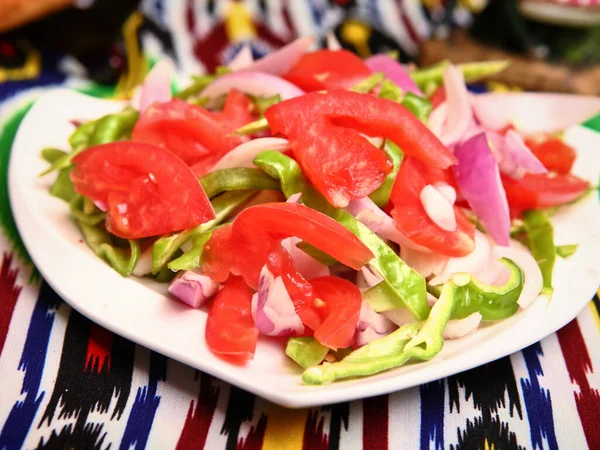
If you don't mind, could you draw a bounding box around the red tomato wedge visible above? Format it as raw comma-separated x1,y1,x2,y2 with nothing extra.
267,245,322,331
202,203,373,289
525,137,576,175
390,157,476,257
132,90,253,166
71,142,215,239
265,90,456,207
282,50,372,92
311,276,362,350
205,276,258,364
502,172,589,215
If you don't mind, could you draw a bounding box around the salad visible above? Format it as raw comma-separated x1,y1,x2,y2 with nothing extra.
40,36,591,385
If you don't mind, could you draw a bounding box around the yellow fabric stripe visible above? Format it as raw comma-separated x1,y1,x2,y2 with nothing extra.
589,292,600,332
261,406,308,450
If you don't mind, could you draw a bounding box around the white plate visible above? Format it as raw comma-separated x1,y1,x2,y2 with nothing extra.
8,89,600,408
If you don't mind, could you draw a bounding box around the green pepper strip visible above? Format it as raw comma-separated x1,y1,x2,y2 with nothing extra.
295,241,338,266
253,150,429,320
285,337,330,369
174,75,216,100
69,195,105,226
410,60,510,90
369,141,403,207
253,94,281,116
41,108,139,176
50,167,77,203
199,168,281,199
41,148,67,164
451,258,523,320
523,210,556,296
78,222,140,277
351,72,385,94
302,278,461,384
401,92,432,123
235,117,270,135
556,244,578,259
154,190,256,274
167,231,213,272
378,79,403,103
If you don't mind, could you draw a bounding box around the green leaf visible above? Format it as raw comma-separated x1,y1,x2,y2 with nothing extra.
523,210,556,297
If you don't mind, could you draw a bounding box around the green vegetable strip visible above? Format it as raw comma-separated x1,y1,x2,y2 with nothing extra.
451,258,523,320
69,119,98,151
253,94,281,116
523,210,556,296
154,190,256,273
167,231,213,272
69,195,105,226
351,72,385,94
369,141,403,207
254,151,429,320
174,75,216,99
302,277,461,384
285,337,330,369
401,92,433,123
50,167,77,202
295,241,339,266
556,244,578,259
41,148,67,164
378,79,403,102
199,168,281,199
88,108,139,146
78,222,140,276
410,60,510,90
235,117,270,135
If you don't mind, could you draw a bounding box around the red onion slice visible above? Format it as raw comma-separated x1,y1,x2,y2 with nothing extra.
211,137,289,171
364,54,423,96
140,60,173,112
240,36,315,75
420,184,457,232
428,231,491,286
500,130,547,179
356,300,396,347
281,237,330,280
168,270,219,308
443,313,482,339
493,242,543,309
202,72,304,108
454,133,510,246
433,182,456,205
252,265,305,336
327,32,342,51
436,65,473,146
347,197,431,252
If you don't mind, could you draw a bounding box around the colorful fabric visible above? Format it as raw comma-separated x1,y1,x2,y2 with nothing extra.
1,1,600,449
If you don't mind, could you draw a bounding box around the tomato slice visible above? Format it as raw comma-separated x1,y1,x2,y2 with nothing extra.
265,90,456,207
202,203,373,289
205,276,258,364
430,86,446,109
282,50,372,92
311,276,362,350
132,90,253,165
267,245,322,331
390,157,476,257
502,172,589,215
524,137,576,175
71,142,215,239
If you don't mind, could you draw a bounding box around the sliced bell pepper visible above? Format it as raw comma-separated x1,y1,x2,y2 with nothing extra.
253,150,430,321
285,337,329,369
522,210,556,296
369,141,404,208
264,89,456,207
525,137,576,175
199,168,281,199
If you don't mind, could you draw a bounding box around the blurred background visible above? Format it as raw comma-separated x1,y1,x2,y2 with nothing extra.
0,0,599,94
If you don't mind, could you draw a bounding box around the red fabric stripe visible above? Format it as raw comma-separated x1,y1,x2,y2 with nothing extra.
303,410,329,450
176,372,220,450
0,252,22,357
85,324,112,373
557,319,600,449
363,395,389,450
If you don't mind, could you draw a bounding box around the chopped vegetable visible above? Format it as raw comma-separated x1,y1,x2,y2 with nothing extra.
199,168,281,199
369,141,404,207
556,244,578,259
285,337,329,369
522,210,556,296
